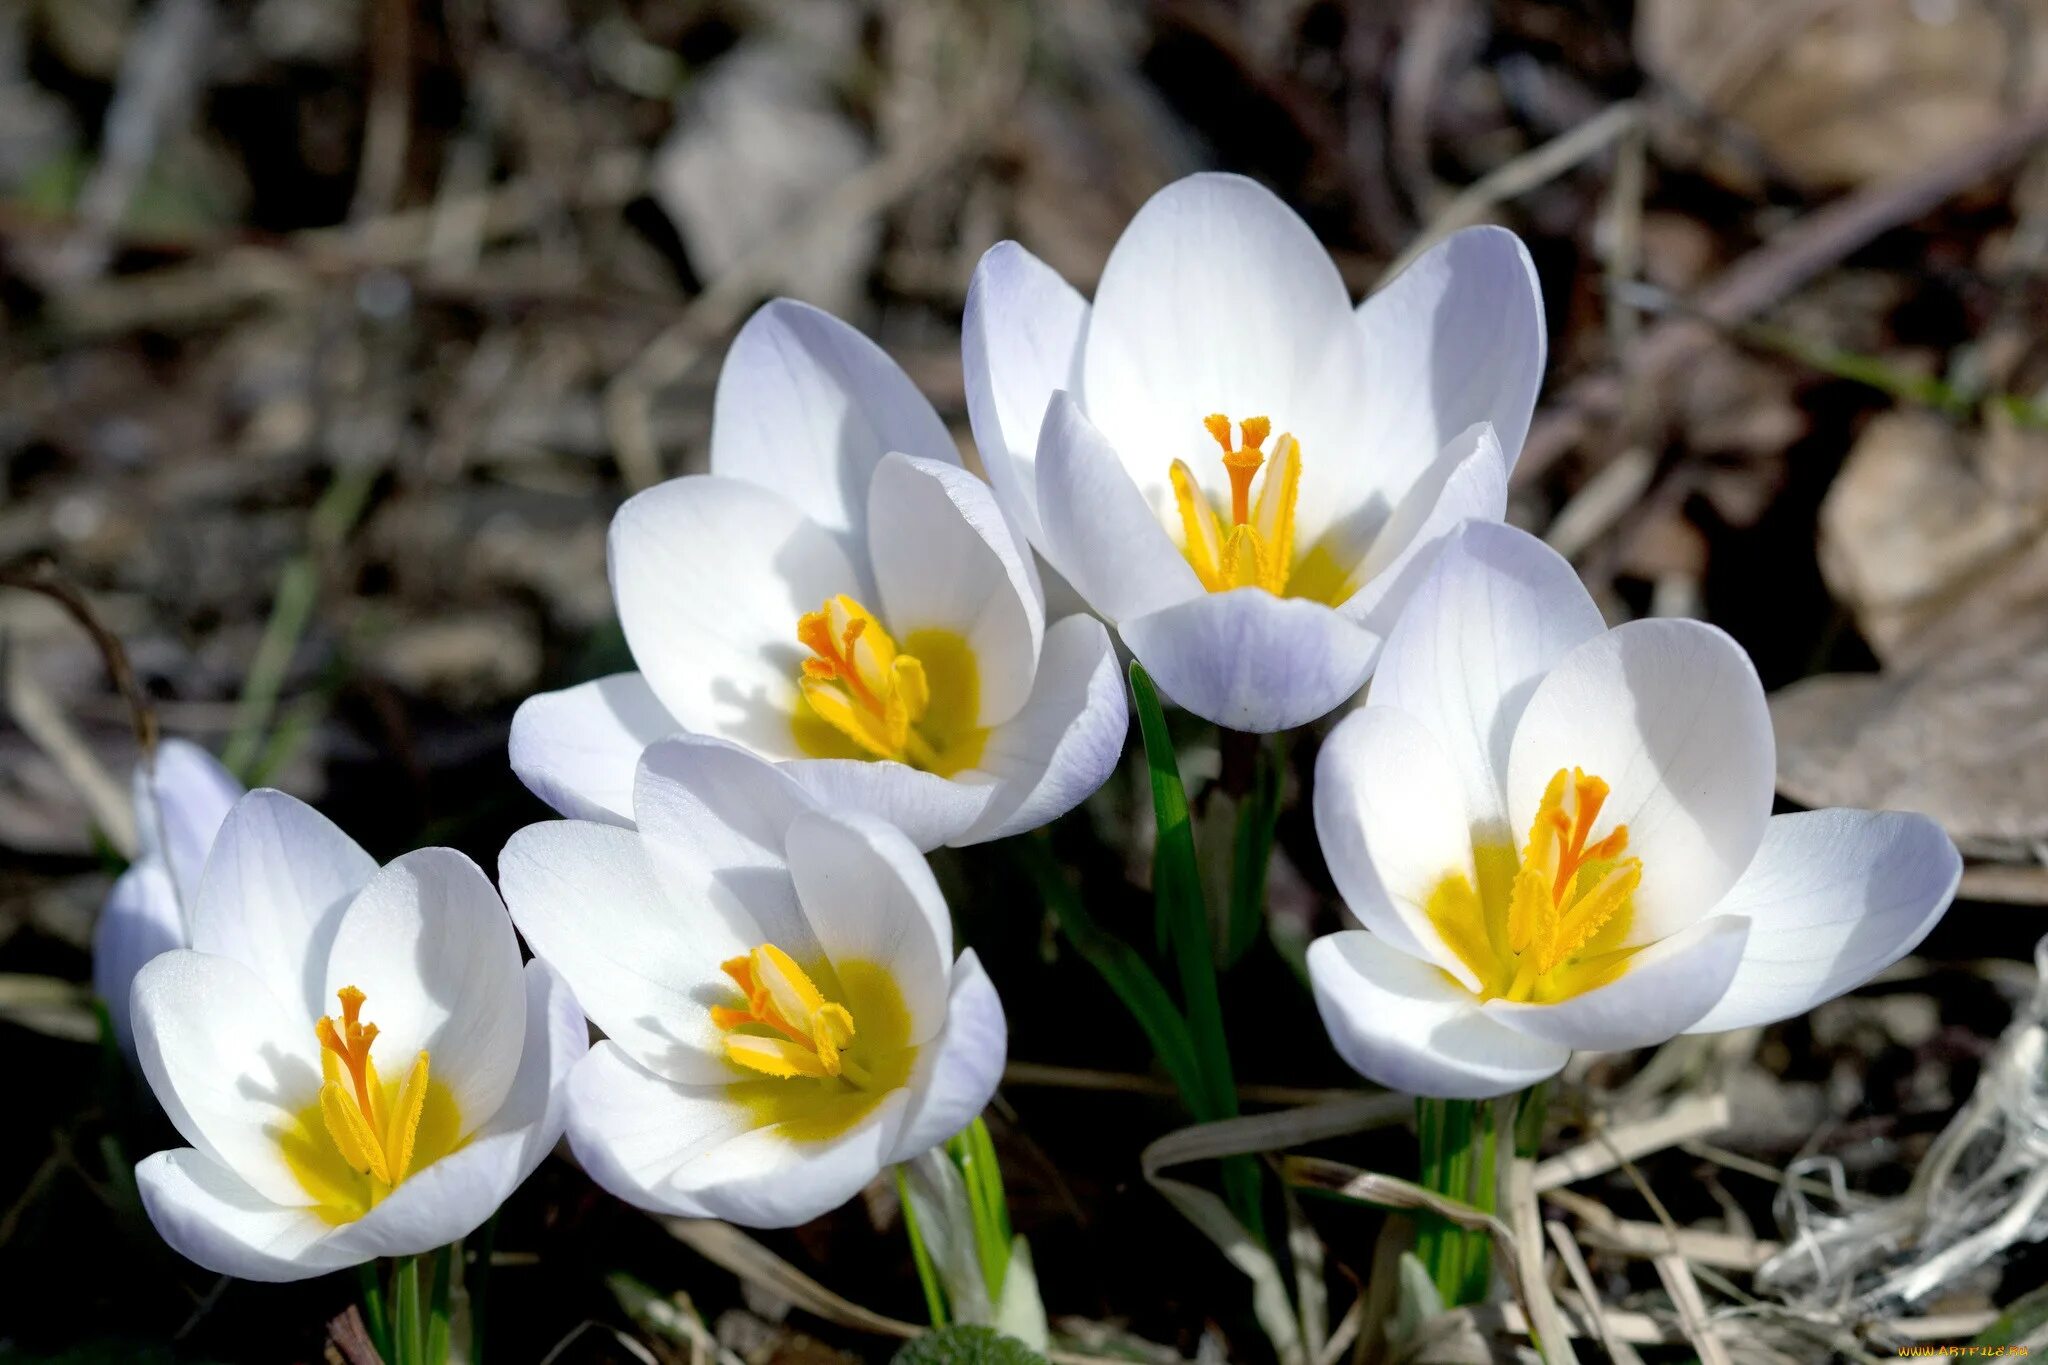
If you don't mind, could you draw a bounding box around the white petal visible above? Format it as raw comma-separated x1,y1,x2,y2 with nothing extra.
95,862,184,1058
890,949,1007,1162
132,950,326,1207
1080,173,1363,516
135,1149,344,1282
508,672,677,826
1313,707,1483,986
1368,521,1605,838
1307,931,1568,1099
1484,915,1749,1052
710,298,957,555
560,1042,752,1218
868,452,1043,726
189,790,378,1028
633,735,823,952
322,849,527,1130
786,810,952,1045
319,1127,534,1262
956,614,1128,845
1685,810,1962,1034
781,758,991,853
1120,589,1379,732
1507,620,1776,945
962,240,1089,551
609,475,864,758
1034,391,1202,623
134,738,243,914
1344,226,1546,512
498,819,735,1085
564,1040,908,1228
472,959,589,1154
1334,423,1509,632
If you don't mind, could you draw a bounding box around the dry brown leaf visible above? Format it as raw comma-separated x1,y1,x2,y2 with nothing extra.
1638,0,2048,192
1773,410,2048,856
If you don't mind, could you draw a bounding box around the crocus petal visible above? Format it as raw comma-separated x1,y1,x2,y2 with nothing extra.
188,789,378,1030
1483,915,1750,1052
1685,810,1962,1034
956,614,1127,845
322,849,527,1129
1343,225,1546,514
1080,173,1363,514
1367,521,1606,838
609,475,864,759
1332,422,1509,634
1313,706,1484,987
781,759,992,854
134,738,243,913
1120,589,1379,732
95,862,184,1058
962,240,1088,551
320,1124,541,1263
1507,620,1776,945
135,1149,343,1282
632,735,821,953
890,949,1008,1162
132,950,326,1207
471,959,588,1155
1034,391,1202,623
710,298,957,555
868,453,1043,726
564,1040,910,1227
498,819,736,1085
1307,930,1569,1099
508,672,677,826
785,811,953,1045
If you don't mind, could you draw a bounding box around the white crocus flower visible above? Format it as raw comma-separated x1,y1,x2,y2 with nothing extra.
962,172,1547,731
130,791,586,1281
1306,522,1963,1098
499,735,1007,1228
509,300,1127,852
94,739,244,1057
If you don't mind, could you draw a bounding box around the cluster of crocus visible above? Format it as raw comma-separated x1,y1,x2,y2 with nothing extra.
100,169,1962,1333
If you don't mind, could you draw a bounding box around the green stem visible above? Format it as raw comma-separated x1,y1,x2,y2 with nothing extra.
950,1122,1011,1302
220,460,379,780
1130,663,1264,1245
357,1262,393,1362
393,1254,423,1365
1415,1098,1443,1281
1465,1102,1499,1303
1514,1079,1551,1159
427,1242,455,1365
1022,839,1209,1112
896,1167,950,1327
1223,734,1284,969
1437,1101,1472,1304
470,1214,496,1365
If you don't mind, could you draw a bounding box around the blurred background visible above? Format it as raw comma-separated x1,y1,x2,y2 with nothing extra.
3,0,2047,1360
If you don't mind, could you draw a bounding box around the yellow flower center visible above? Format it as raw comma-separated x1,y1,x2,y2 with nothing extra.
793,595,986,776
715,949,919,1144
1171,414,1303,596
281,986,462,1222
1426,767,1645,1004
713,944,873,1086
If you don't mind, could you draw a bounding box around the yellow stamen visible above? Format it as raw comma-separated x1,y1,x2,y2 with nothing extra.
314,986,433,1190
794,595,984,776
716,945,874,1087
1427,766,1645,1004
1172,414,1301,595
